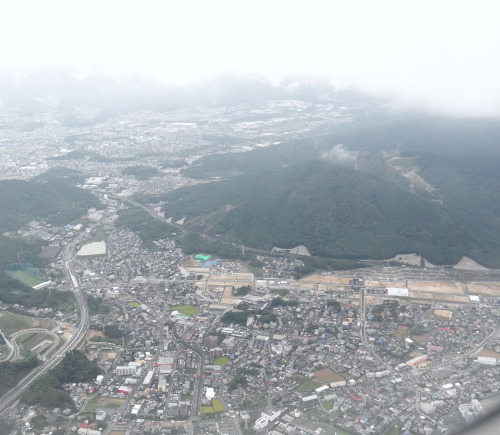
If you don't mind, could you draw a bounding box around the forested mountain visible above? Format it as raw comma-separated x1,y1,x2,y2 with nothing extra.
155,159,500,267
182,117,500,179
0,179,100,234
0,178,101,292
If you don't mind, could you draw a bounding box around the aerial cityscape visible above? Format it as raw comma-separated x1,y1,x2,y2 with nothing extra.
1,2,500,435
0,87,500,435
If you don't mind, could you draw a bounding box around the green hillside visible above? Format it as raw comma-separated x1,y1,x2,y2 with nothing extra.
0,178,101,294
158,160,500,267
0,179,100,233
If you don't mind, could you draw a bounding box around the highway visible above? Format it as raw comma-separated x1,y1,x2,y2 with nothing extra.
0,241,90,416
8,328,61,362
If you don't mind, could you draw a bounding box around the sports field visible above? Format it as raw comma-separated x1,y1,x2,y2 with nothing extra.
85,395,125,413
201,399,225,414
214,356,230,366
171,305,198,315
6,270,42,287
294,380,320,393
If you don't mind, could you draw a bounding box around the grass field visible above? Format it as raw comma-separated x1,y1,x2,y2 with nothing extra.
127,301,141,308
394,325,409,337
201,399,226,414
171,305,198,315
322,399,334,411
214,356,230,366
247,395,266,405
0,311,54,335
19,332,37,344
0,312,47,336
84,395,101,413
6,270,43,287
85,396,125,413
294,380,320,393
247,265,264,278
22,332,54,352
200,406,213,415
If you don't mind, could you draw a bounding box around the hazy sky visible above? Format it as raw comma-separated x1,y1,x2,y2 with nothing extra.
1,0,499,116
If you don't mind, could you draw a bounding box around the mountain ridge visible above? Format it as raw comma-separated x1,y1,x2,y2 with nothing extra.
152,159,500,267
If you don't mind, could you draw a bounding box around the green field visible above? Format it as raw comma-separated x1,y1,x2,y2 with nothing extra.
0,313,34,335
6,270,43,287
85,395,125,414
200,406,213,415
127,301,141,308
22,332,54,352
84,395,100,413
171,305,198,316
19,332,37,344
247,395,266,406
322,399,334,411
214,356,230,366
201,399,226,414
294,380,320,393
0,312,54,336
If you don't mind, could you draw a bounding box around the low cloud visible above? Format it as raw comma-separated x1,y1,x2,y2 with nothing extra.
322,144,359,165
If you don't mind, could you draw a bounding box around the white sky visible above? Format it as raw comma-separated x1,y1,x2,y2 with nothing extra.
1,0,499,116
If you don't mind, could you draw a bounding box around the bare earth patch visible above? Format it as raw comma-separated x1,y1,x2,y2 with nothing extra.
86,329,105,341
365,280,406,288
207,273,254,288
313,368,344,384
434,309,453,319
59,323,76,342
409,291,469,303
408,281,464,295
300,275,348,285
477,348,500,359
412,333,430,343
467,282,500,297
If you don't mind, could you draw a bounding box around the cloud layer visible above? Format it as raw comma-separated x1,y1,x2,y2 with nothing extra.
1,1,499,116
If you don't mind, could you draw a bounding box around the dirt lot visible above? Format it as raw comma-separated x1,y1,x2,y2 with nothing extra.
467,282,500,296
412,333,430,343
313,368,344,384
408,281,464,294
220,286,240,305
477,348,500,359
408,291,469,303
207,273,254,288
365,280,406,288
59,322,76,342
85,329,105,343
434,309,453,319
300,275,349,285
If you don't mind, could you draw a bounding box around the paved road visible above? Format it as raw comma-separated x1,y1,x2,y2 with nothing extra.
8,328,61,362
0,242,90,416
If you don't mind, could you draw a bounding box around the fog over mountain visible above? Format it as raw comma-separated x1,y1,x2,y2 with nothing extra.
1,0,499,117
